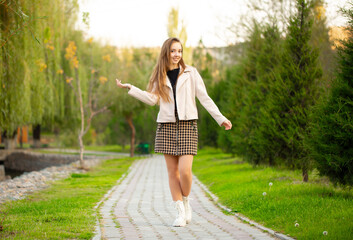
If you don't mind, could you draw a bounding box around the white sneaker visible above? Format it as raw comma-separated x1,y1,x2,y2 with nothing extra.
172,200,186,227
183,196,192,224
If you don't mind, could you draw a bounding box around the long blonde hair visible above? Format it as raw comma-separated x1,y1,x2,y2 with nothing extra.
148,37,186,102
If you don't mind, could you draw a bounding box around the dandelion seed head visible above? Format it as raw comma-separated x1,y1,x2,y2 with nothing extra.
323,231,328,235
295,223,299,227
263,192,267,196
269,182,273,186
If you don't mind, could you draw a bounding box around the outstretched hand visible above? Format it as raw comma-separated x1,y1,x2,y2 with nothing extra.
116,79,131,89
221,120,232,130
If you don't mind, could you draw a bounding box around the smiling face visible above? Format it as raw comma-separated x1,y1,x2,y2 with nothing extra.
169,41,182,69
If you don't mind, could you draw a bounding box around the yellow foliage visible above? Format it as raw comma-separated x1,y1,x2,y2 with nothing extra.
3,84,5,88
66,77,73,83
46,44,54,50
99,76,108,84
65,41,79,68
72,56,79,69
91,69,96,74
87,37,93,44
57,69,64,74
315,5,325,20
102,54,111,62
65,41,77,60
36,59,47,72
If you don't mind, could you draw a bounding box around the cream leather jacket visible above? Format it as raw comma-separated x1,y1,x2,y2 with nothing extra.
128,65,227,126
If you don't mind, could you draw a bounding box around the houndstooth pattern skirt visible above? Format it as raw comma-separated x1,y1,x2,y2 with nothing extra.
154,115,198,156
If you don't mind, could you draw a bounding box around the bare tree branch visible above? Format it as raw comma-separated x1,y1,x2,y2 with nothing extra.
83,105,110,135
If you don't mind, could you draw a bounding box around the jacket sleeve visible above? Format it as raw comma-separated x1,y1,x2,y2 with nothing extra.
194,68,227,126
128,85,159,106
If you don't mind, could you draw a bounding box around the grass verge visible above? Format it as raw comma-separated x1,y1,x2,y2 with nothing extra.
84,145,130,153
0,157,135,239
193,148,353,240
31,149,113,156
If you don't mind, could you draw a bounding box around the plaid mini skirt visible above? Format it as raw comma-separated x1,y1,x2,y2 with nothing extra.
154,113,198,156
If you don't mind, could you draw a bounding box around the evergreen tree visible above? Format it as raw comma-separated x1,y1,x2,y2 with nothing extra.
192,40,221,148
243,23,283,165
260,0,322,180
306,3,353,186
311,0,336,88
218,22,283,163
217,23,264,156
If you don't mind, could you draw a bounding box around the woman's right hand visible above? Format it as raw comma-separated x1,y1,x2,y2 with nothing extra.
221,119,232,130
116,79,131,89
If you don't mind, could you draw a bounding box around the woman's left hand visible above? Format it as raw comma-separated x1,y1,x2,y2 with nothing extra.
221,120,232,130
116,79,131,89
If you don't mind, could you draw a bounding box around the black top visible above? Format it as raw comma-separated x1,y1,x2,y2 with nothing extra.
167,68,180,89
167,68,180,110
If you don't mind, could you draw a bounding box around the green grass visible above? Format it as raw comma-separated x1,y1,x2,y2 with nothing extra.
30,144,131,155
84,144,130,153
3,143,131,153
31,149,113,156
193,148,353,240
0,157,135,239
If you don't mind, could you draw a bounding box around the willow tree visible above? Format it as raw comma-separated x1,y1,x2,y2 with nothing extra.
0,1,33,147
0,0,78,148
38,0,80,137
30,0,79,147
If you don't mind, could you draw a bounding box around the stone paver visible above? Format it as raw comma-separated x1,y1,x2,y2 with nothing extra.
94,155,277,240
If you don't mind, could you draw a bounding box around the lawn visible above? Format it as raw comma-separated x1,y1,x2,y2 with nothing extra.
0,156,135,239
193,148,353,240
84,144,130,153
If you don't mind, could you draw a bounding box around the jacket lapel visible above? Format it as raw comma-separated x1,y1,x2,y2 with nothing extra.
176,65,191,91
165,76,173,89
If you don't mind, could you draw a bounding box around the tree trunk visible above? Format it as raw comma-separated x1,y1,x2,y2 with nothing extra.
125,114,135,157
19,127,23,148
33,124,41,148
76,69,85,169
302,168,309,182
269,155,274,166
0,165,5,181
3,130,17,150
78,133,85,169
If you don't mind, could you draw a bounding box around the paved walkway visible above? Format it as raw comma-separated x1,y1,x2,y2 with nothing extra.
94,155,277,240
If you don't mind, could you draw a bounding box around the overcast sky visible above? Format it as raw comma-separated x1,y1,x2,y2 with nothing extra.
77,0,350,48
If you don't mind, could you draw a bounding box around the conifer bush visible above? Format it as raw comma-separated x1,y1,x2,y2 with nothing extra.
306,3,353,186
256,0,322,181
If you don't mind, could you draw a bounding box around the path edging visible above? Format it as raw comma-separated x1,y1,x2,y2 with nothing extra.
193,176,295,240
92,161,136,240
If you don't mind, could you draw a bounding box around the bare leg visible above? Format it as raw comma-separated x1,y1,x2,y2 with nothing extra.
178,155,193,197
164,154,183,201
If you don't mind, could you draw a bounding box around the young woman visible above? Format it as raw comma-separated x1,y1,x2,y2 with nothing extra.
116,37,232,227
